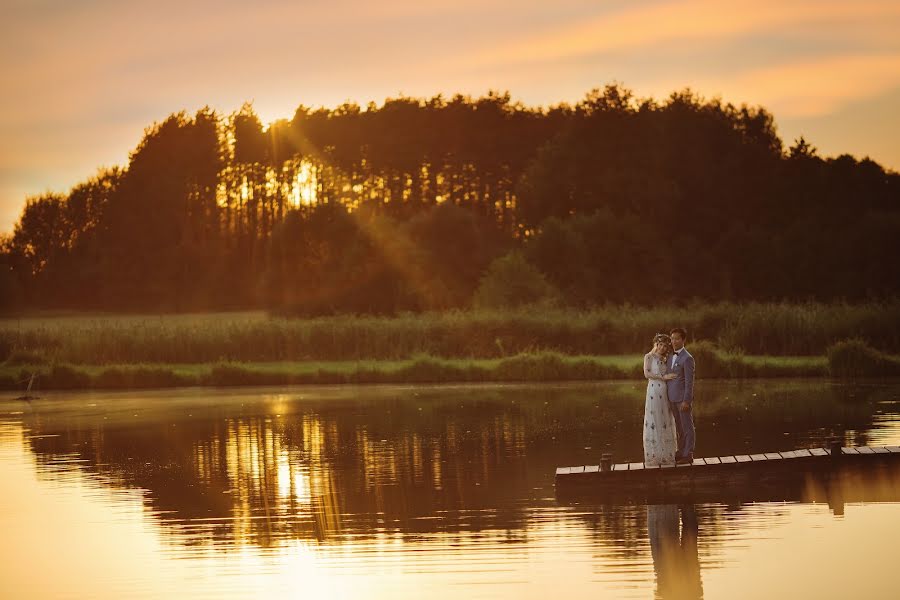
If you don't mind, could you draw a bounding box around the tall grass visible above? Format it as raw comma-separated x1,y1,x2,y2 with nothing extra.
0,302,897,365
716,302,900,355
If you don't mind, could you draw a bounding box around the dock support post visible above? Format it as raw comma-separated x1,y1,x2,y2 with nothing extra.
600,453,612,471
830,440,842,458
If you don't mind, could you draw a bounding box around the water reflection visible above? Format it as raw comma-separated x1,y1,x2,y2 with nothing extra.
8,381,900,551
647,505,702,599
17,390,538,550
1,381,899,598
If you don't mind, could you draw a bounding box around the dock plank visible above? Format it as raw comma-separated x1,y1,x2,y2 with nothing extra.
555,444,900,503
555,445,900,486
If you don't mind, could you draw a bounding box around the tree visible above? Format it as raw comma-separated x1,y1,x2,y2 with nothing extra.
474,252,558,309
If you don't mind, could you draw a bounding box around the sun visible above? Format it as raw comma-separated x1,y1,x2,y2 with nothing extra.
291,160,317,206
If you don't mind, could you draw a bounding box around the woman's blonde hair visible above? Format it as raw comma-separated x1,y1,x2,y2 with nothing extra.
651,333,673,361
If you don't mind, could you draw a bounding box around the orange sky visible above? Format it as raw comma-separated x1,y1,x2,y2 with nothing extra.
1,0,899,233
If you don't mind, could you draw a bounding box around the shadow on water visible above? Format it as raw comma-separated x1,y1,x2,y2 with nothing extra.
2,379,899,553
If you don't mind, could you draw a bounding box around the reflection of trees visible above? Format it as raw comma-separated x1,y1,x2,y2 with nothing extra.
21,393,535,550
16,381,897,553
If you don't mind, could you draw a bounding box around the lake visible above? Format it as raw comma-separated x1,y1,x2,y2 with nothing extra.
2,380,899,599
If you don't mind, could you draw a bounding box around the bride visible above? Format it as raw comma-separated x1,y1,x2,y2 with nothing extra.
643,333,678,466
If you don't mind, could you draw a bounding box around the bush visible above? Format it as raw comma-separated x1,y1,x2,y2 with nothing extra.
494,352,568,380
45,364,91,389
95,367,191,389
207,363,283,386
493,351,624,381
827,339,900,378
395,356,473,383
687,341,747,378
474,252,559,309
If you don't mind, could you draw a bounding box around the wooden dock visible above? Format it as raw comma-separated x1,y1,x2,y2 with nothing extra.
555,445,900,503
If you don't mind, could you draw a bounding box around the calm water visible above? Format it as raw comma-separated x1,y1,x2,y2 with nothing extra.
1,380,899,599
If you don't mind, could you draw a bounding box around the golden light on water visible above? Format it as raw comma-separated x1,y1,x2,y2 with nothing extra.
2,383,900,598
4,412,898,600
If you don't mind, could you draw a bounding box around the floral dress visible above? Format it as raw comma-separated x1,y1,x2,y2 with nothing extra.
643,352,677,466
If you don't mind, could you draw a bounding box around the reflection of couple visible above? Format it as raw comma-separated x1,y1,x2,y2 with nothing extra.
648,504,702,599
643,329,695,466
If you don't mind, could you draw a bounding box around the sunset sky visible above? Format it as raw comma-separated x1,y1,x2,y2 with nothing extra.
1,0,899,234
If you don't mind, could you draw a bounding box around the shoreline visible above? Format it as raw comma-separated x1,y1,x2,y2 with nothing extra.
1,353,829,392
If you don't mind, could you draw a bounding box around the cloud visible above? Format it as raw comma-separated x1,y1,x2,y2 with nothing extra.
721,53,900,118
449,0,900,121
464,0,900,68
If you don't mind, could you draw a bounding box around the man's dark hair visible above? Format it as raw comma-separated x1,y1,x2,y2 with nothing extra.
670,327,688,339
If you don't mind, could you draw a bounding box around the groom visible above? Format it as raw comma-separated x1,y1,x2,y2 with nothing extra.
667,328,695,464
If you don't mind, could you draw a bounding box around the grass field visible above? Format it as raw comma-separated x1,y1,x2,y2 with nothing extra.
1,303,895,391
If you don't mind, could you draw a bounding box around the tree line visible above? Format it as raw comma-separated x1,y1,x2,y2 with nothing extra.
1,84,897,313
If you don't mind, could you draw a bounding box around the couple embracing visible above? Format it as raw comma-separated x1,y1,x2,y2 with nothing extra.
642,328,695,466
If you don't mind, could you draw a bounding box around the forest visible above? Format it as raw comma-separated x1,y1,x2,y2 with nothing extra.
1,84,897,314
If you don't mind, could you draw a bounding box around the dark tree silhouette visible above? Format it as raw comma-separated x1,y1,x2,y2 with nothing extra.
3,84,897,313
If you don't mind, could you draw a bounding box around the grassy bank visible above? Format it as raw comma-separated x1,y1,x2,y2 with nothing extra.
2,305,896,391
0,350,830,392
1,302,898,365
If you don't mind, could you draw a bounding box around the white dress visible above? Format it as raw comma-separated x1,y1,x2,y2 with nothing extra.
643,352,677,466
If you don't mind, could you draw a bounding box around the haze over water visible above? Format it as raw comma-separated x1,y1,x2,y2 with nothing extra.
2,380,899,598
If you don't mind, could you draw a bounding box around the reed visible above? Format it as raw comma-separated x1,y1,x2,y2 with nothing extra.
0,302,896,365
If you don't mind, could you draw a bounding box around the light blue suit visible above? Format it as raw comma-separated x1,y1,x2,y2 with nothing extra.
666,348,695,458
